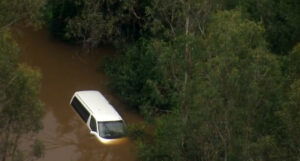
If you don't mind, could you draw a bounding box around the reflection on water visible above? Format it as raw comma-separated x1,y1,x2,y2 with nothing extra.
14,27,142,161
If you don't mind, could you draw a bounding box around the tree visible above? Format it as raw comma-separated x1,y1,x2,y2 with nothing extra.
45,0,221,50
288,43,300,80
138,10,285,161
0,32,44,161
0,0,45,160
191,10,284,161
239,0,300,54
276,44,300,160
105,39,180,115
278,79,300,161
0,0,45,30
65,0,149,48
144,0,218,39
43,0,83,40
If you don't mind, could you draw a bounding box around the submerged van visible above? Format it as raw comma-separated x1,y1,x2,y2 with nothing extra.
70,90,126,144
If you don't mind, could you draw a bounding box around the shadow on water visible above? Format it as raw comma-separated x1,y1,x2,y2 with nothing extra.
14,27,142,161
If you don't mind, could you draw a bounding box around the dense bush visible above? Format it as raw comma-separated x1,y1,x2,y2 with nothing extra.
44,0,299,54
43,0,218,47
0,32,44,161
242,0,300,54
44,0,150,46
43,0,83,41
105,39,179,115
137,10,293,161
0,0,45,160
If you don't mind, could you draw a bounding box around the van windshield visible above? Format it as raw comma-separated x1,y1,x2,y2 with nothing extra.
98,121,126,139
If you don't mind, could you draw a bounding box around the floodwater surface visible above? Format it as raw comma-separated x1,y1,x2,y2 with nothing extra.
14,27,142,161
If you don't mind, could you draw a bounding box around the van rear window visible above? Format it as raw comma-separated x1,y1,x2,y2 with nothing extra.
71,97,90,122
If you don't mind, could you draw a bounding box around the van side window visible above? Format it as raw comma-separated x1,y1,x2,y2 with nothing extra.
90,116,97,132
71,97,90,122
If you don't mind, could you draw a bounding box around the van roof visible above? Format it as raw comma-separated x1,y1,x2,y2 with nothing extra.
74,90,123,122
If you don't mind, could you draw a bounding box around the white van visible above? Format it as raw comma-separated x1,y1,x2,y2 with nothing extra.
70,90,126,144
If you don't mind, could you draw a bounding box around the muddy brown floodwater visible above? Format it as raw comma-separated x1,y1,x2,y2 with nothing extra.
14,27,142,161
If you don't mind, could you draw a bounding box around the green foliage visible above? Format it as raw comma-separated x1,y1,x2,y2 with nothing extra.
66,0,149,46
126,123,150,142
44,0,220,48
144,0,217,39
0,0,45,30
106,34,204,115
44,0,299,54
0,32,18,85
43,0,83,40
139,10,287,161
275,44,300,160
288,43,300,79
105,39,179,114
0,31,44,161
204,0,300,54
44,0,150,46
138,113,184,161
190,11,283,161
0,1,45,160
278,80,300,160
238,0,299,54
